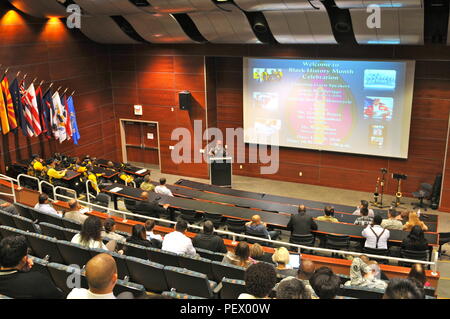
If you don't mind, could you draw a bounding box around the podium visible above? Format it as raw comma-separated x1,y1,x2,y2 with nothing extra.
209,157,232,187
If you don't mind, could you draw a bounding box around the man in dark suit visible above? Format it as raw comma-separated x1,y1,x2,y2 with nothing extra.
133,191,169,219
192,220,228,254
287,205,318,235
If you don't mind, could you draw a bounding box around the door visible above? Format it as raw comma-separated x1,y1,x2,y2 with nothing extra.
123,121,160,167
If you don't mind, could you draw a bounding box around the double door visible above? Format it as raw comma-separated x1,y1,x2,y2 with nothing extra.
123,121,159,166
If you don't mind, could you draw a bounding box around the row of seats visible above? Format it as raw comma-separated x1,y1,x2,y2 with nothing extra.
30,255,146,298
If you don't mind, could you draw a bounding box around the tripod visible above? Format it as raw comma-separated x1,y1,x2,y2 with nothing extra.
371,168,389,208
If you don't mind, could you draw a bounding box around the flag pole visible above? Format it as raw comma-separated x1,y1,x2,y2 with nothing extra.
16,71,21,77
70,90,75,96
56,86,62,92
39,80,44,87
63,88,68,94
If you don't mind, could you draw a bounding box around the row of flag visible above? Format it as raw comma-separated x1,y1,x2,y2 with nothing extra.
0,72,80,145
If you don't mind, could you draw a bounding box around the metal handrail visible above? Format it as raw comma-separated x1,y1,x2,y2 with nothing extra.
49,192,439,272
0,174,17,203
38,181,56,200
85,180,99,203
54,186,78,201
17,174,41,192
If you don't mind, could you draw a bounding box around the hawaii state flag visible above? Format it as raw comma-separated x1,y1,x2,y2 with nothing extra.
19,80,34,137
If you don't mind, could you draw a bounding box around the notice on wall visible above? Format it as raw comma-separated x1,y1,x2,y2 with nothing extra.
147,133,154,140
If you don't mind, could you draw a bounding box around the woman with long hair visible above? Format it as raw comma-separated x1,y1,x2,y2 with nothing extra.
126,224,160,248
222,241,256,268
403,211,428,232
401,225,429,251
71,216,115,251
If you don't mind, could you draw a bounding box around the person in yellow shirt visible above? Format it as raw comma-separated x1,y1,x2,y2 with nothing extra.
140,174,155,192
316,206,339,223
47,161,67,183
119,172,134,184
86,169,100,194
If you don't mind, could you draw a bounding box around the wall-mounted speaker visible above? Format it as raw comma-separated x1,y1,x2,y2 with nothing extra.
179,91,191,110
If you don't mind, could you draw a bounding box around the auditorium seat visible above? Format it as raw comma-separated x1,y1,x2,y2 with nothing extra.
147,247,179,267
204,212,227,229
12,214,39,233
39,222,69,241
245,228,270,245
33,210,66,228
178,254,214,280
114,279,146,298
325,234,350,257
0,209,17,227
90,248,130,280
219,278,246,299
163,266,219,299
161,291,205,299
47,262,87,295
122,242,150,260
61,218,82,231
211,260,246,282
29,255,54,284
338,285,384,299
62,227,78,241
14,203,36,220
196,248,226,262
125,256,169,292
362,247,390,264
24,230,65,264
124,199,137,212
56,241,92,268
226,219,246,234
400,249,429,267
179,209,203,226
438,232,450,257
90,193,111,213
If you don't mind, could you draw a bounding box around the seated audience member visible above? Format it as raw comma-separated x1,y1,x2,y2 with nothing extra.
154,178,173,197
408,263,431,288
64,199,88,224
276,278,311,299
401,225,429,252
245,214,280,240
309,267,341,299
72,216,116,251
0,202,18,215
362,215,390,250
0,236,63,299
383,278,425,299
249,243,274,264
354,207,373,226
286,204,318,235
344,256,387,289
162,220,196,256
47,160,67,183
34,193,61,217
67,254,117,299
276,259,317,298
381,208,403,230
316,206,339,223
145,219,163,242
101,218,125,242
272,247,298,277
223,241,256,268
140,174,155,192
192,220,227,254
126,224,161,249
239,263,277,299
353,200,375,217
134,191,170,218
403,211,428,232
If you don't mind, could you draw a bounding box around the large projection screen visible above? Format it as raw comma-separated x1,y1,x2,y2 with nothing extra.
243,58,415,159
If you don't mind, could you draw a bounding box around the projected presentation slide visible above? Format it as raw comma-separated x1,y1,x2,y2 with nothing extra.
243,58,415,158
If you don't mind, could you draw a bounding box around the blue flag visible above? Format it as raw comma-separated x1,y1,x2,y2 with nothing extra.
67,96,80,145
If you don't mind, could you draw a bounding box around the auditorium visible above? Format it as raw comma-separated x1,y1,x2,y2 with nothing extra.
0,0,449,303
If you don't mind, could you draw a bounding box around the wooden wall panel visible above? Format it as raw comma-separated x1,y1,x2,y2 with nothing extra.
0,2,119,173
